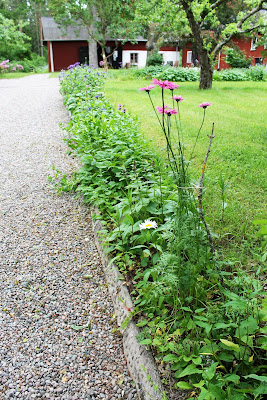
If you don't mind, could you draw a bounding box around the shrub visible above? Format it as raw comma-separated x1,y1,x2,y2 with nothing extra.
247,65,267,81
146,52,164,66
213,68,248,81
225,47,252,68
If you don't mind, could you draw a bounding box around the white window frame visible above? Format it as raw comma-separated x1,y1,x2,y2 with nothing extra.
130,53,138,65
187,50,192,64
251,38,258,51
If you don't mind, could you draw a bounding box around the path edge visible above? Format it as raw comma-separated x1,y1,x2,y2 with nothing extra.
90,208,166,400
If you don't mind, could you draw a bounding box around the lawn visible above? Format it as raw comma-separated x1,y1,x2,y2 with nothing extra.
0,72,35,79
105,75,267,254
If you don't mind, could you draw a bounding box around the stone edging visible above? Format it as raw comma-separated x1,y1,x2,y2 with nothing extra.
90,209,165,400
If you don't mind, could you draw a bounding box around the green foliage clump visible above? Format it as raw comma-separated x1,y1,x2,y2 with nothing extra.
0,14,31,60
213,66,267,82
56,65,267,400
247,65,266,81
146,52,164,66
225,47,252,68
213,69,248,81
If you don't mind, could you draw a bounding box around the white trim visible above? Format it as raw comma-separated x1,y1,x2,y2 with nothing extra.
218,51,221,69
187,50,192,64
50,41,54,72
251,38,258,51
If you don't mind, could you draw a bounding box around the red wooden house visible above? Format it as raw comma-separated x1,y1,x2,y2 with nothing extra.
181,36,266,69
41,17,179,72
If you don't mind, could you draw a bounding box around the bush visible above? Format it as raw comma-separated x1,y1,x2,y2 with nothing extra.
225,47,252,68
146,52,163,66
213,68,248,81
247,65,267,81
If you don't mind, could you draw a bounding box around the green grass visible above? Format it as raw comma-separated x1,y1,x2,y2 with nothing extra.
105,75,267,252
0,72,35,79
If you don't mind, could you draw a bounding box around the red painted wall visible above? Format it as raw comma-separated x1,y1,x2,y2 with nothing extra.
122,42,147,51
182,37,266,69
217,37,266,69
49,41,88,71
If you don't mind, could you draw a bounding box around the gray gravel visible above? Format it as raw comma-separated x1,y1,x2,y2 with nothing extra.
0,74,137,400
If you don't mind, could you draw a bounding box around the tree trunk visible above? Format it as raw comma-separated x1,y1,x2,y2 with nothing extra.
88,37,98,67
146,24,161,59
181,0,213,89
199,49,213,89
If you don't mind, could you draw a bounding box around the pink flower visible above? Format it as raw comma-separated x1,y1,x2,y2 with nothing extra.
166,108,178,115
172,95,184,102
152,79,180,90
156,105,168,114
156,105,177,115
139,85,155,92
99,60,105,66
199,102,212,108
12,67,16,71
167,82,180,90
152,78,169,89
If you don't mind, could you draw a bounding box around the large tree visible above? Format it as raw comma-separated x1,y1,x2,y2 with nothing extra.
0,0,49,55
135,0,266,88
48,0,138,70
0,13,31,59
174,0,267,88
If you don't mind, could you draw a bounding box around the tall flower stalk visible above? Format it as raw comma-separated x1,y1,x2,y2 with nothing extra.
139,80,214,257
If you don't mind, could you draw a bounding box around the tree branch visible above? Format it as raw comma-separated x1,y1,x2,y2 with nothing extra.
213,0,267,57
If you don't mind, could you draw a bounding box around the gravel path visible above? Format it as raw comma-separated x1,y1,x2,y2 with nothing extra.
0,74,137,400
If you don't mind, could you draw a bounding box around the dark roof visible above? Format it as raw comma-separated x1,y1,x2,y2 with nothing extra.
41,17,89,41
41,16,147,42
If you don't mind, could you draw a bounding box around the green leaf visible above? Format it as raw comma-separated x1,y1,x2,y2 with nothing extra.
140,338,152,345
163,354,180,363
136,319,148,327
220,339,240,352
224,374,240,384
203,362,218,381
244,374,267,383
70,324,84,331
176,364,202,378
176,381,193,389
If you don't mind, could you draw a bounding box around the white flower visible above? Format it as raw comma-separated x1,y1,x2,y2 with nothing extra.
139,219,157,230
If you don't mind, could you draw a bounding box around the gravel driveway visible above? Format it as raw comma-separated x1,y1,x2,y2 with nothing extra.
0,74,136,400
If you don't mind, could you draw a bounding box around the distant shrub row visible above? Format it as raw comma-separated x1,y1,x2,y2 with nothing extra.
129,65,267,82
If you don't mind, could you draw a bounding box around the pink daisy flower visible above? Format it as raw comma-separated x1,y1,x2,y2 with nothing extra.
156,105,168,114
199,102,212,108
139,85,155,92
167,82,180,90
166,108,178,115
172,95,184,102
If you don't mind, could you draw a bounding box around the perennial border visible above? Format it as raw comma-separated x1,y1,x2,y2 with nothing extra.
90,208,166,400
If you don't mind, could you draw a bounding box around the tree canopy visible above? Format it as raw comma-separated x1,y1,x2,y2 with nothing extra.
48,0,138,69
0,13,31,59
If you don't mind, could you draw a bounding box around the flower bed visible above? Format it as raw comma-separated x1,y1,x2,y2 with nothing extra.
57,64,267,400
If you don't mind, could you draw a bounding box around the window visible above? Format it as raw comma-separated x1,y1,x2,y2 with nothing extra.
187,50,192,64
251,38,258,51
130,53,138,64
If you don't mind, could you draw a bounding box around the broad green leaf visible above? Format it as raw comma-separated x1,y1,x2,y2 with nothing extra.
224,374,240,384
140,338,152,345
203,362,218,381
220,339,240,352
136,319,148,327
244,374,267,383
163,354,179,363
176,364,202,378
176,381,193,389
